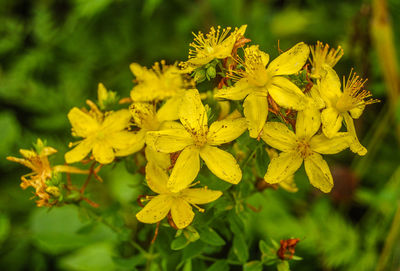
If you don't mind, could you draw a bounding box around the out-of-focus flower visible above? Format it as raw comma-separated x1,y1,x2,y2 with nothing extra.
7,139,87,207
65,104,142,164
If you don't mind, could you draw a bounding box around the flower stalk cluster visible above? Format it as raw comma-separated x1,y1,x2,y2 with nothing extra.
7,25,378,229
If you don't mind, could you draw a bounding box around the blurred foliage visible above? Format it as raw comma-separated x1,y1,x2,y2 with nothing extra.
1,0,400,270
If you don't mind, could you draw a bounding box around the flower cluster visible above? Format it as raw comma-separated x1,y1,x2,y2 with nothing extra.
7,26,378,229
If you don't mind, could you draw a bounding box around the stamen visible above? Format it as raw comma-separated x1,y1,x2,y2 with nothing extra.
188,26,235,59
310,41,344,78
191,203,205,213
343,69,380,107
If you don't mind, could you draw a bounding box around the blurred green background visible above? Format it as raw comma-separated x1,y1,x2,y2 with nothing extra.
1,0,400,270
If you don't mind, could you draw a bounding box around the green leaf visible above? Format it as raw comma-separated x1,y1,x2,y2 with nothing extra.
171,234,190,251
228,213,245,235
277,260,290,271
207,260,229,271
59,242,116,271
259,240,269,254
113,255,146,269
199,228,226,246
255,145,269,177
233,234,249,263
243,261,263,271
30,206,117,254
182,241,205,262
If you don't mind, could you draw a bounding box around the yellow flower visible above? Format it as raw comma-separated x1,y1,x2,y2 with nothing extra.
65,106,142,164
147,89,247,192
126,102,176,169
215,43,309,138
136,162,222,229
319,65,379,155
130,61,193,120
180,25,247,72
309,41,344,79
261,110,351,193
7,139,87,207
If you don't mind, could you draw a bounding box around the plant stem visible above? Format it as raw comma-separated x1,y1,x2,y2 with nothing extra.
375,201,400,271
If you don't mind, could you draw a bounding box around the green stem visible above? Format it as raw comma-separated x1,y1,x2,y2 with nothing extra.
352,104,391,177
84,207,150,257
375,201,400,271
145,244,155,271
241,143,261,170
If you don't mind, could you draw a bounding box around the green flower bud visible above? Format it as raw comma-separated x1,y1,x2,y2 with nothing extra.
193,69,206,83
206,66,217,79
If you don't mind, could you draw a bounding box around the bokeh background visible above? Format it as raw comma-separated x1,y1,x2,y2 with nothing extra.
1,0,400,270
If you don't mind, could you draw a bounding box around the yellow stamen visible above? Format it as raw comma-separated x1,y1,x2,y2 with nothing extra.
228,46,271,87
336,69,380,112
188,26,232,59
310,41,344,78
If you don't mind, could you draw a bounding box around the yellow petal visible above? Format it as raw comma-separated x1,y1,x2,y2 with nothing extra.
6,156,35,170
207,118,247,145
304,153,333,193
181,188,222,204
296,107,321,139
321,108,343,138
170,199,194,229
261,122,297,152
156,96,182,121
267,42,309,75
145,162,169,194
200,145,242,184
146,129,193,153
349,104,365,119
19,149,37,159
179,89,208,134
264,151,303,184
92,142,114,164
102,109,131,132
269,76,306,110
343,113,367,156
310,133,350,154
243,93,268,138
279,176,298,193
113,130,146,157
319,64,342,106
136,194,172,224
214,78,252,101
145,146,171,170
65,139,94,164
68,108,100,138
168,146,200,192
308,85,325,109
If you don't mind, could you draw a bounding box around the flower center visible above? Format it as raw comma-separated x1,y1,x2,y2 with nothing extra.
192,132,208,147
296,138,312,158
